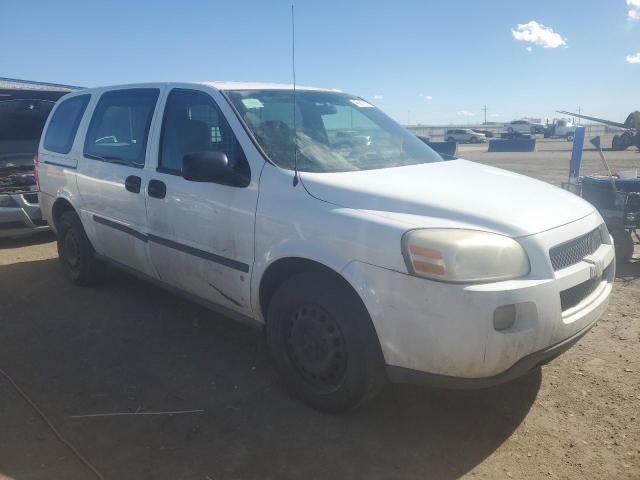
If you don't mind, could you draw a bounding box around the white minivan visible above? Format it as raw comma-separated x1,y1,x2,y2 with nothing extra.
37,82,614,412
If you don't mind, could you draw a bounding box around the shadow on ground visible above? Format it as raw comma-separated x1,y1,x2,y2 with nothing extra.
0,259,541,480
0,231,55,249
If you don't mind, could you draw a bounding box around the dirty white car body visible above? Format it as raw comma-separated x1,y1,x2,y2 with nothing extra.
37,82,614,409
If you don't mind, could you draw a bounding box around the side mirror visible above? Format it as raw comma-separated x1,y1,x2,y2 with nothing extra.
182,151,229,183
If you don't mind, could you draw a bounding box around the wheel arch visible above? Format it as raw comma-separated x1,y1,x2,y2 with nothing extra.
258,257,364,321
51,197,78,232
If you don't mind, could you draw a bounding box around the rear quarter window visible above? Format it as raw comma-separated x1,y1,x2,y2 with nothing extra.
43,94,90,154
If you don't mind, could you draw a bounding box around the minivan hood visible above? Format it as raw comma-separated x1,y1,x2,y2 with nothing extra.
300,160,595,237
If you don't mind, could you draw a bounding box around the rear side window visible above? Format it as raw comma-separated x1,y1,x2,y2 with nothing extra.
43,95,90,154
84,88,159,167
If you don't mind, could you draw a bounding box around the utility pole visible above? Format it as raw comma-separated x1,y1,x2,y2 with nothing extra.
576,106,582,126
482,105,488,125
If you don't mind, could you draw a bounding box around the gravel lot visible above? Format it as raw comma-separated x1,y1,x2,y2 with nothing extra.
0,137,638,479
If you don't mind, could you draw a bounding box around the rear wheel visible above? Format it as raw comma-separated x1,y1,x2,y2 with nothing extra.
446,137,455,143
57,211,105,285
266,270,387,412
566,133,574,141
470,136,479,144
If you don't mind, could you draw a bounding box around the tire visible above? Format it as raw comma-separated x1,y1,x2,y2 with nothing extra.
611,135,621,151
56,211,105,285
612,229,634,263
507,127,514,133
566,133,574,142
266,270,387,412
530,127,537,134
470,136,479,144
446,137,455,143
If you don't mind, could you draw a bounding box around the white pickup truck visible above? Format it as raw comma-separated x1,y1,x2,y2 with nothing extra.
544,119,577,141
37,82,614,412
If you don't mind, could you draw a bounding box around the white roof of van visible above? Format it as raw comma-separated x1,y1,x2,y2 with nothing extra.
202,81,341,92
60,81,343,95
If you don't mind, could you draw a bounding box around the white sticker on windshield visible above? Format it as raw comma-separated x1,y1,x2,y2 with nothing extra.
350,99,374,108
241,98,264,109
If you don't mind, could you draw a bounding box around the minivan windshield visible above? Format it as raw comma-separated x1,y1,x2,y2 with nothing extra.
225,89,442,172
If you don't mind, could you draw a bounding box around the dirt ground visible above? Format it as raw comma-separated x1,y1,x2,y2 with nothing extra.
0,137,638,480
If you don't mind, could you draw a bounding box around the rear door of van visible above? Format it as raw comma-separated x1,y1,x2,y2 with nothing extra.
76,87,163,278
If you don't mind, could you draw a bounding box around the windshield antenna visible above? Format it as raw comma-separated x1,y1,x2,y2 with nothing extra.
291,4,299,187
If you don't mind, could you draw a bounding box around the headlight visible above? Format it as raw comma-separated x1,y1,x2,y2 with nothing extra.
402,229,530,283
0,195,18,207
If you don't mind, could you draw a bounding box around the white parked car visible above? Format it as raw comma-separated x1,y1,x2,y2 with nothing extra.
444,129,487,143
506,119,546,134
37,82,614,412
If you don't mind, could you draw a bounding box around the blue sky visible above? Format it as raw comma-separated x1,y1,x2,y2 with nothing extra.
2,0,638,125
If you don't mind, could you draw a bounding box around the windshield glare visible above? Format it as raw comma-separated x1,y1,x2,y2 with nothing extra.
226,90,442,173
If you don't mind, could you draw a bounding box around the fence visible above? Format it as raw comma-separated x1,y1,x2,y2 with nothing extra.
405,124,612,142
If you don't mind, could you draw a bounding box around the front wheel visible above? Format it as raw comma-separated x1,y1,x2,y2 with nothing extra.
566,133,574,141
266,270,387,412
470,136,479,144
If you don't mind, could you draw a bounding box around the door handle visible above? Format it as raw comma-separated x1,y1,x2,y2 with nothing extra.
124,175,142,193
148,179,166,199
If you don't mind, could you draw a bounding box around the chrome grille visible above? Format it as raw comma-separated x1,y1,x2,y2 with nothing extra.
549,227,602,271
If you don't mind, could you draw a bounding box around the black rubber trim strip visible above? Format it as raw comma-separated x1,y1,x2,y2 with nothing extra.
44,160,77,169
148,233,250,273
92,215,249,272
92,215,148,242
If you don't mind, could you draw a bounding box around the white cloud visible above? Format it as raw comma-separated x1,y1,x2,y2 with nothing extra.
373,94,383,99
628,0,640,19
457,110,475,117
418,94,433,100
511,20,567,48
626,52,640,63
526,46,532,52
490,113,504,117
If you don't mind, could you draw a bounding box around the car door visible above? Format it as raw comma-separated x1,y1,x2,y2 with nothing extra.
144,87,258,316
76,87,162,279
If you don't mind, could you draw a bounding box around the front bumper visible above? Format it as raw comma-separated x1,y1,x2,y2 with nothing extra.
341,214,614,382
0,192,49,239
386,306,602,389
